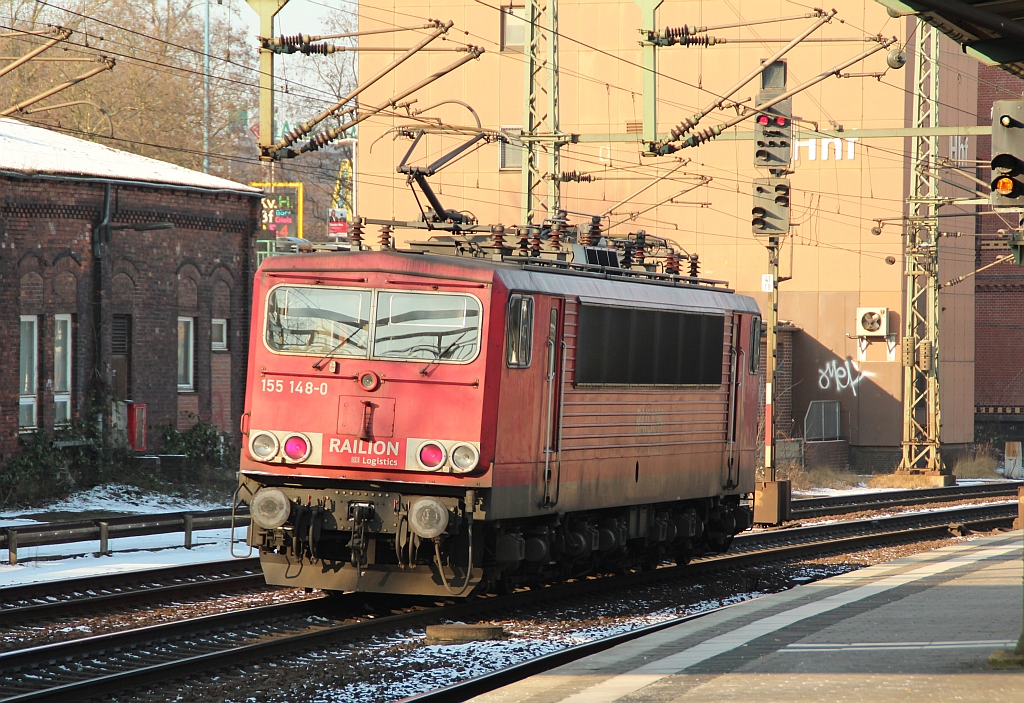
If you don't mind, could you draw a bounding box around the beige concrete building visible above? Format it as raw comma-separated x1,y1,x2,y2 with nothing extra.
354,0,979,469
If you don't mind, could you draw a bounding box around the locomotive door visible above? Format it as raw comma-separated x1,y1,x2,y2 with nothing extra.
540,298,566,507
724,313,746,490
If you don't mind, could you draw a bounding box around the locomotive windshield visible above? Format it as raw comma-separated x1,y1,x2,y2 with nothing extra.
265,286,371,357
263,286,482,362
373,292,481,361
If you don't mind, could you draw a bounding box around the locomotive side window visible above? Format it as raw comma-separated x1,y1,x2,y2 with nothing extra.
749,316,762,375
265,285,371,357
373,292,482,362
576,304,725,386
506,294,534,368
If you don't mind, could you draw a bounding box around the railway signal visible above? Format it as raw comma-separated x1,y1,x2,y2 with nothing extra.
753,98,793,169
751,178,791,236
990,99,1024,210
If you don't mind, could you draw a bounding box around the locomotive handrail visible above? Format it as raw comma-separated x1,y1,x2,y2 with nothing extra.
260,370,359,380
379,376,481,387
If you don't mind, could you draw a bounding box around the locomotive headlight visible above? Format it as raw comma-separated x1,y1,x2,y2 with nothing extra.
250,432,279,460
250,488,291,529
450,443,479,473
416,441,447,471
408,497,449,538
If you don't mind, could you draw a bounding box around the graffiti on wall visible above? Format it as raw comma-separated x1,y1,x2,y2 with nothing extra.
818,358,868,396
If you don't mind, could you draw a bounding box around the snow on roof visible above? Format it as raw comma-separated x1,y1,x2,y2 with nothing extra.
0,118,261,193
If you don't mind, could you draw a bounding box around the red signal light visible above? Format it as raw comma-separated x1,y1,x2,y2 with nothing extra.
418,442,446,470
283,434,311,461
756,114,770,126
775,116,788,127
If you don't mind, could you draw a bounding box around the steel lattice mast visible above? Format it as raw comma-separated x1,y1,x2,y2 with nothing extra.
521,0,561,223
900,21,944,475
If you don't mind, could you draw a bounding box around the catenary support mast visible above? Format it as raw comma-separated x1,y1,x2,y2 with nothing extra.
899,20,946,477
521,0,562,223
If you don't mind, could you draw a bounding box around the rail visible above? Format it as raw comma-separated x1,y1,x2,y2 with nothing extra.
1,482,1018,564
790,481,1023,518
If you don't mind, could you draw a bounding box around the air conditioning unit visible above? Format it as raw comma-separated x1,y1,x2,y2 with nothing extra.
856,307,889,337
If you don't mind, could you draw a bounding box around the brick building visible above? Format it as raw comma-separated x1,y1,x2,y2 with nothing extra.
974,66,1024,441
0,118,262,458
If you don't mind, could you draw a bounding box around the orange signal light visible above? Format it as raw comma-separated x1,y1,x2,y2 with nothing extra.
995,177,1016,196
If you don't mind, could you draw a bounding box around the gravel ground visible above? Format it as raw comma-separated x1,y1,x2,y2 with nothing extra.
126,530,989,703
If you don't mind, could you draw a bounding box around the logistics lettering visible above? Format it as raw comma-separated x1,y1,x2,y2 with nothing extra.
328,438,402,468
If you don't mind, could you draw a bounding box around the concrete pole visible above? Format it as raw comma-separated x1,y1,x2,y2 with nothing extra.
203,0,210,173
765,239,779,483
245,0,290,161
635,0,663,144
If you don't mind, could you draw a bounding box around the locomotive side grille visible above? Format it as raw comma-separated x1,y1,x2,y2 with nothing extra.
575,304,725,386
558,304,732,454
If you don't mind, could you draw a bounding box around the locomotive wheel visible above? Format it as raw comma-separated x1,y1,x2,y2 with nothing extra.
496,577,514,595
706,534,734,553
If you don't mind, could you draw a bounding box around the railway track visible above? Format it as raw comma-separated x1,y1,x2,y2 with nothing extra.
0,483,1017,626
0,500,1015,703
0,558,264,627
789,481,1023,519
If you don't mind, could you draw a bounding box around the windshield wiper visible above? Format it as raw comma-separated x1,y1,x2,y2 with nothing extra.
312,327,364,369
419,332,469,375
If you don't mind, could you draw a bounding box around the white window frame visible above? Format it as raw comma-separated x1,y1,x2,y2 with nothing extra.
19,315,38,430
499,126,523,170
212,318,228,351
178,316,195,391
54,314,72,426
500,5,527,52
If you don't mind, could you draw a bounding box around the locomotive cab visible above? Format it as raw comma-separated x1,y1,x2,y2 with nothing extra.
237,249,758,597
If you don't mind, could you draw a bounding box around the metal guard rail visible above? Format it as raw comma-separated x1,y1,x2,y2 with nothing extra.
2,507,250,565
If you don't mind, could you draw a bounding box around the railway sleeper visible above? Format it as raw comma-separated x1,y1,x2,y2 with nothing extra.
243,480,750,597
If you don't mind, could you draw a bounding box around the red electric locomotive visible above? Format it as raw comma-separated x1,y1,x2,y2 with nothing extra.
236,231,761,596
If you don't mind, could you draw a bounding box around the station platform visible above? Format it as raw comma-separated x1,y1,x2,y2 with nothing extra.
472,531,1024,703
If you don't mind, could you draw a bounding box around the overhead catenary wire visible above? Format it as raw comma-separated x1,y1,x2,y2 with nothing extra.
4,4,983,268
0,25,70,79
269,19,455,154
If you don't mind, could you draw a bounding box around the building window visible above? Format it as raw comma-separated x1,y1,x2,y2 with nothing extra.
19,315,37,429
501,5,527,52
500,127,523,170
177,316,194,391
212,318,228,351
506,295,534,368
54,314,72,425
